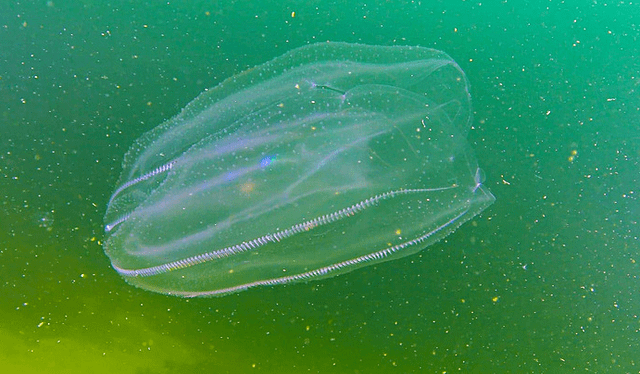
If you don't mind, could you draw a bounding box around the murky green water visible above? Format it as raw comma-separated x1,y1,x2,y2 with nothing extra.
2,1,638,373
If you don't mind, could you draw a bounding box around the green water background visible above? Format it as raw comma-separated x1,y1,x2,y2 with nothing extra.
1,1,638,373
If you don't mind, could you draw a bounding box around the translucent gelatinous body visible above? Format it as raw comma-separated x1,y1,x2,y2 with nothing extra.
103,42,495,297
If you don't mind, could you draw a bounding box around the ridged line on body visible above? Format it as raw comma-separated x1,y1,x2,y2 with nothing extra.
112,186,456,278
179,206,469,297
105,160,177,232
